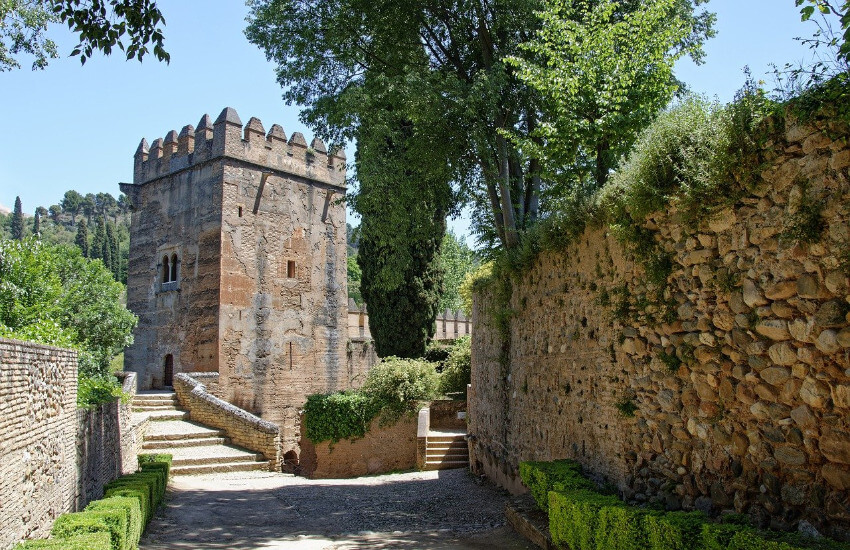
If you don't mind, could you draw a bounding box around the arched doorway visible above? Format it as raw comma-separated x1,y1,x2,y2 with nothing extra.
164,354,174,387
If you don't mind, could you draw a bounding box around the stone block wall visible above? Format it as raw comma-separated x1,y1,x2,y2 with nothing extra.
0,340,143,550
468,117,850,537
298,413,418,478
173,373,281,470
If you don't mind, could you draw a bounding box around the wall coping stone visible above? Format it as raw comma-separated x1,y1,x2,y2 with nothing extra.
175,373,279,434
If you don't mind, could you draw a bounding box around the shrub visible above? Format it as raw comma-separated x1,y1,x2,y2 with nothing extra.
645,511,707,550
14,532,112,549
549,489,622,550
519,459,594,512
85,496,142,549
595,504,661,550
424,340,452,364
51,510,127,550
77,373,125,408
729,530,850,550
702,523,751,550
302,391,383,443
440,336,471,396
105,487,151,526
361,356,440,415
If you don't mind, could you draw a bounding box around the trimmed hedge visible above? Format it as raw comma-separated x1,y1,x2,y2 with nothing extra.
51,510,127,550
18,454,172,550
14,533,112,550
646,511,707,550
529,459,850,550
86,497,142,549
549,489,622,550
519,459,595,512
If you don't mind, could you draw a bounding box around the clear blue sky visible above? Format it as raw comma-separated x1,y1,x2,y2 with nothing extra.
0,0,821,239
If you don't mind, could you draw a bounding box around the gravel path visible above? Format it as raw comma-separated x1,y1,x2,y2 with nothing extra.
140,469,535,549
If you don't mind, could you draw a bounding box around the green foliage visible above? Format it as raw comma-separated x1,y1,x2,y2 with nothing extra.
11,196,24,240
781,183,826,244
85,497,142,550
596,505,660,550
728,530,850,550
439,231,478,311
645,511,707,550
459,261,494,316
347,253,363,305
77,373,126,408
0,237,137,377
702,523,751,550
518,459,594,513
439,336,471,396
658,350,682,373
549,489,623,550
361,357,440,416
14,533,112,550
424,340,452,364
615,398,638,418
302,391,383,443
51,510,127,550
105,487,151,525
508,0,715,190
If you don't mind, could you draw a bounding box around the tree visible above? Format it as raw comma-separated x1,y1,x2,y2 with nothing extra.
1,0,169,72
82,193,96,224
61,190,83,224
246,0,713,252
32,209,41,236
797,0,850,65
438,232,478,311
96,192,116,220
106,220,119,279
347,254,363,305
75,219,90,257
10,196,23,240
91,216,105,261
0,238,137,373
508,0,715,195
48,204,61,222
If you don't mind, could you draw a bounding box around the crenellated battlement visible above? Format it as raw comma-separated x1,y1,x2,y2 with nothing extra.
131,107,346,188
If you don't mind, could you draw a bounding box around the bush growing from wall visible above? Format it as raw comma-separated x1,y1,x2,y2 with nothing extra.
439,336,471,396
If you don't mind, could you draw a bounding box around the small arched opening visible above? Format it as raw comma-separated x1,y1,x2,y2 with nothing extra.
163,354,174,387
282,450,299,473
162,256,170,283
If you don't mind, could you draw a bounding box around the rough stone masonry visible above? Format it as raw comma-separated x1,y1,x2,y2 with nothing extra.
121,107,361,458
468,113,850,538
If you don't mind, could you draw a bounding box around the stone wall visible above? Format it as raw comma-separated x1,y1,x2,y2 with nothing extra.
298,413,418,478
468,117,850,537
0,340,144,550
173,373,281,470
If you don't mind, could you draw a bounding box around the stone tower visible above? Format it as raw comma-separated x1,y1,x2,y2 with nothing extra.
120,107,348,447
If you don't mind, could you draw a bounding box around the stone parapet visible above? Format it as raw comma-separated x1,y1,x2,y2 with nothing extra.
129,107,346,190
173,373,281,471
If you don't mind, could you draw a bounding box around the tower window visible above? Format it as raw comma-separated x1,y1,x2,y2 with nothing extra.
162,256,170,283
287,260,296,278
238,206,243,217
171,253,178,282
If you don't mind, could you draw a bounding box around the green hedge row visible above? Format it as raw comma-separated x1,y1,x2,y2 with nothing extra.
519,461,850,550
15,454,172,550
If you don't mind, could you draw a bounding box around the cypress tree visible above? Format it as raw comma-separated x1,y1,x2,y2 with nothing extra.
75,219,90,257
106,221,119,279
101,218,113,273
11,196,24,240
32,211,41,236
91,217,105,261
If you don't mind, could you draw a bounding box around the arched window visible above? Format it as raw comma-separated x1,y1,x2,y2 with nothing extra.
162,256,170,283
171,253,178,282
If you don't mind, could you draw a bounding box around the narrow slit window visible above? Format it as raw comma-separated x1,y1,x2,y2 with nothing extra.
287,260,296,278
238,206,243,217
162,256,170,283
171,253,178,282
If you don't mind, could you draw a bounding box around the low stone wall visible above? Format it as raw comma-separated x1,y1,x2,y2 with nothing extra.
430,400,467,430
173,373,281,471
299,413,418,478
469,117,850,537
0,339,145,550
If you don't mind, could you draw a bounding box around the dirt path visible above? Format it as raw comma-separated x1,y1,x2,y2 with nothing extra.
140,469,535,549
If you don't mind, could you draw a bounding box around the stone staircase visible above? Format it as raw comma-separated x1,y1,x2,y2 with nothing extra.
423,430,469,471
134,391,271,475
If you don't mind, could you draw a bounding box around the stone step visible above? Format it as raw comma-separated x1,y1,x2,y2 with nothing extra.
142,410,190,421
426,440,467,449
142,436,230,449
170,460,271,476
423,459,469,471
426,449,469,458
144,420,225,441
427,435,466,444
133,405,180,412
154,444,263,466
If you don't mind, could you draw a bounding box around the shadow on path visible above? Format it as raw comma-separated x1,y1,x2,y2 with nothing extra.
140,469,535,550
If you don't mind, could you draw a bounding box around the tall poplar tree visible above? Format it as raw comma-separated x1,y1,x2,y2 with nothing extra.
32,210,41,236
91,217,105,261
